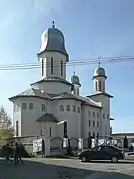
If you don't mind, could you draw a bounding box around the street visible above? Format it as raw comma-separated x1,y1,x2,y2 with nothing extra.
1,158,134,178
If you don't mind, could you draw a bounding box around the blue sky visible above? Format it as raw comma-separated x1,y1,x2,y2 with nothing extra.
0,0,134,133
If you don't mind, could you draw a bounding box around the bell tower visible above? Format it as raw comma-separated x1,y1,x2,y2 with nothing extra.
37,21,69,80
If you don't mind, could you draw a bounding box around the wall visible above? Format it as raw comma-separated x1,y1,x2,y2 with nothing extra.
52,99,81,138
89,94,111,137
38,51,67,79
83,105,101,138
31,81,72,94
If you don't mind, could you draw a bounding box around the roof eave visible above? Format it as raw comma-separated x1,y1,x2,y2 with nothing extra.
9,95,49,101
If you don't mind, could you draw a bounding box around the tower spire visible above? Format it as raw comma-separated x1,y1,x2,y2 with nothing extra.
52,21,55,28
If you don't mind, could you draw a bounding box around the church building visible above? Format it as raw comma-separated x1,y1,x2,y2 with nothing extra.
9,22,113,139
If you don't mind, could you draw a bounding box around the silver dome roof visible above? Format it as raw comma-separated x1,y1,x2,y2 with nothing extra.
93,66,107,79
37,22,68,61
71,72,81,85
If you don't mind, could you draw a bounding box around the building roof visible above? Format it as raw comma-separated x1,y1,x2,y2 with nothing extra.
51,92,101,108
71,71,81,86
93,66,107,79
37,23,68,61
37,113,59,123
9,88,50,101
112,133,134,137
9,89,101,108
31,77,73,88
87,91,113,98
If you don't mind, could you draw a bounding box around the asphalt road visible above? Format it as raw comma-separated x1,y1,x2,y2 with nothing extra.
1,158,134,178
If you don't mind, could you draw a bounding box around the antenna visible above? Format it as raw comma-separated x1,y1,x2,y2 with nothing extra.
52,7,55,28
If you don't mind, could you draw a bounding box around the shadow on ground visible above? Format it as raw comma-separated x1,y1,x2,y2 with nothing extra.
0,159,134,179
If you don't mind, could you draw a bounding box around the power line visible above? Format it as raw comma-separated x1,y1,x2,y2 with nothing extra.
0,56,133,71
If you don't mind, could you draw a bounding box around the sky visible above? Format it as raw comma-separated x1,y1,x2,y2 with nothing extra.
0,0,134,133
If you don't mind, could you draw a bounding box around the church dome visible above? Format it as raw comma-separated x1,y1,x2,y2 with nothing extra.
93,66,107,79
37,21,69,61
71,72,81,85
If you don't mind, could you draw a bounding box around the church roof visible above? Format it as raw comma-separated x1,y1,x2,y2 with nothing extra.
37,23,69,61
9,88,50,101
37,113,59,123
51,92,101,108
31,77,73,87
87,91,113,98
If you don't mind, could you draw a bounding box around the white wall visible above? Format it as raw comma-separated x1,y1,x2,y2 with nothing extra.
31,81,72,94
38,51,67,79
89,94,111,137
52,99,81,138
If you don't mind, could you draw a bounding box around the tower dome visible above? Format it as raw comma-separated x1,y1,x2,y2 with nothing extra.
93,66,107,79
71,71,81,86
37,21,69,62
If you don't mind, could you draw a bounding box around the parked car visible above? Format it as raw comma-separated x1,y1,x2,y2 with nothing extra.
78,145,125,163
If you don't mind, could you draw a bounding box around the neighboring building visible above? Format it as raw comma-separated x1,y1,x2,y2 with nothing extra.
9,22,114,139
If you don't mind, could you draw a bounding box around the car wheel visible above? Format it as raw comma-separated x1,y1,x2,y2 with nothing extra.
81,156,87,162
111,156,118,163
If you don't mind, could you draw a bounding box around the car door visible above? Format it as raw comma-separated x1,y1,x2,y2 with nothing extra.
89,146,102,160
101,146,114,160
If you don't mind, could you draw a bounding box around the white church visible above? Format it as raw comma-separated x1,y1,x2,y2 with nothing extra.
9,22,113,139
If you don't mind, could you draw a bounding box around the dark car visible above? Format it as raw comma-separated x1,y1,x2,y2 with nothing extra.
78,145,125,163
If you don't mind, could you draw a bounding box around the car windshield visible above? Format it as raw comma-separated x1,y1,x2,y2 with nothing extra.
92,146,101,151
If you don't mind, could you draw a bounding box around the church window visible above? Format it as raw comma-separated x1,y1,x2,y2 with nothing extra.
72,105,76,112
93,112,95,118
97,121,99,127
95,81,97,91
49,126,52,137
103,113,105,119
40,129,43,136
88,132,91,137
99,81,101,91
93,121,95,127
41,59,44,76
66,105,70,111
93,132,95,139
60,105,64,111
22,103,27,110
78,106,80,113
89,120,90,126
41,104,45,111
16,120,19,137
88,111,91,117
103,82,105,91
29,103,33,110
61,60,63,76
107,113,109,119
51,57,53,74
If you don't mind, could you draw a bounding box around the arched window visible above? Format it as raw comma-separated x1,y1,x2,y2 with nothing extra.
97,133,99,138
60,105,64,111
41,104,45,111
16,121,19,137
93,132,95,139
29,103,33,110
49,126,52,137
97,121,99,127
93,112,95,118
78,106,80,113
41,59,44,76
51,57,53,74
61,60,63,76
93,121,95,127
99,81,101,91
72,105,76,112
103,82,105,91
95,81,97,91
